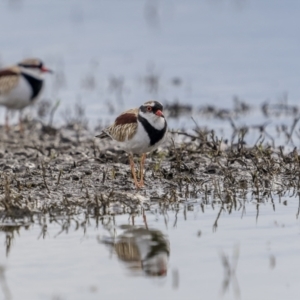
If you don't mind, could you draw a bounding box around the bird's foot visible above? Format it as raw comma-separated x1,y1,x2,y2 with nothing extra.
134,180,145,189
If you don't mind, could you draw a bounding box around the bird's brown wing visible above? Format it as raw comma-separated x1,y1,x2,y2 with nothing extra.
101,108,139,142
0,67,20,95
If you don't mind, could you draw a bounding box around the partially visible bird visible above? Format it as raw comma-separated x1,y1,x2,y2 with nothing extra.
96,100,168,188
0,58,53,132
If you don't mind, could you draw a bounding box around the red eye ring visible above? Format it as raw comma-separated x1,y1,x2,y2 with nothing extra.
147,106,152,111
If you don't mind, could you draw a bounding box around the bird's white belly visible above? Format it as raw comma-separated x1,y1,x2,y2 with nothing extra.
0,76,33,110
119,123,164,155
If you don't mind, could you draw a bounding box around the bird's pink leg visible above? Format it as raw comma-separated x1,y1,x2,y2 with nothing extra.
138,153,146,187
129,155,140,189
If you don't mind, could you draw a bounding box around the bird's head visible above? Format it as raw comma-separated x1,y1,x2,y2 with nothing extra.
18,58,53,75
139,100,165,129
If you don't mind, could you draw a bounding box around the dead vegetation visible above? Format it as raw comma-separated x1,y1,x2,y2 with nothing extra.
0,99,300,235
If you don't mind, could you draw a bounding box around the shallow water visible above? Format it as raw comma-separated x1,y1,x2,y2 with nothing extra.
1,195,300,300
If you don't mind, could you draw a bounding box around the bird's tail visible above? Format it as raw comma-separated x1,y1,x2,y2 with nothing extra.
95,131,110,139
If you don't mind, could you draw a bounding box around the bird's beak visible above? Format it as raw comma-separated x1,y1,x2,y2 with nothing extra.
41,66,53,73
155,110,163,117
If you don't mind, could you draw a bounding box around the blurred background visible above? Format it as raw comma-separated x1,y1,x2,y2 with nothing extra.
0,0,299,130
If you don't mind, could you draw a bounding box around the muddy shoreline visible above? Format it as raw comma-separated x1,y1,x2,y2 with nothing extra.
0,105,299,220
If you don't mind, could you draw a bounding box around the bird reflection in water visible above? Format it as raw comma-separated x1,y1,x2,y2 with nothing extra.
103,225,170,277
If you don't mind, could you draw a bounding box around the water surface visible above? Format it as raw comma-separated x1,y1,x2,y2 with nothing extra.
1,196,300,300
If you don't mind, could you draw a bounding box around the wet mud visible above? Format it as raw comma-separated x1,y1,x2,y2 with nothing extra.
0,100,299,222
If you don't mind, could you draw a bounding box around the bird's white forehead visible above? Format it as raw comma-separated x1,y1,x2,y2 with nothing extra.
143,101,155,106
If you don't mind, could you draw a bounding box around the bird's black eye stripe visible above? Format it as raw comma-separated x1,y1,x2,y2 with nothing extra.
140,101,164,113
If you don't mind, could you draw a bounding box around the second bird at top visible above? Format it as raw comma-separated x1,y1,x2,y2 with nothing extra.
0,58,52,131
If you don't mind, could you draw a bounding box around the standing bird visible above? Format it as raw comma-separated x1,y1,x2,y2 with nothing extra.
0,58,53,131
96,100,167,188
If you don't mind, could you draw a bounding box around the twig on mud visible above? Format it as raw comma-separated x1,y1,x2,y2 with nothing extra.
287,116,300,145
191,116,201,131
3,176,11,210
171,137,181,172
56,169,62,186
41,163,50,193
24,144,45,156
